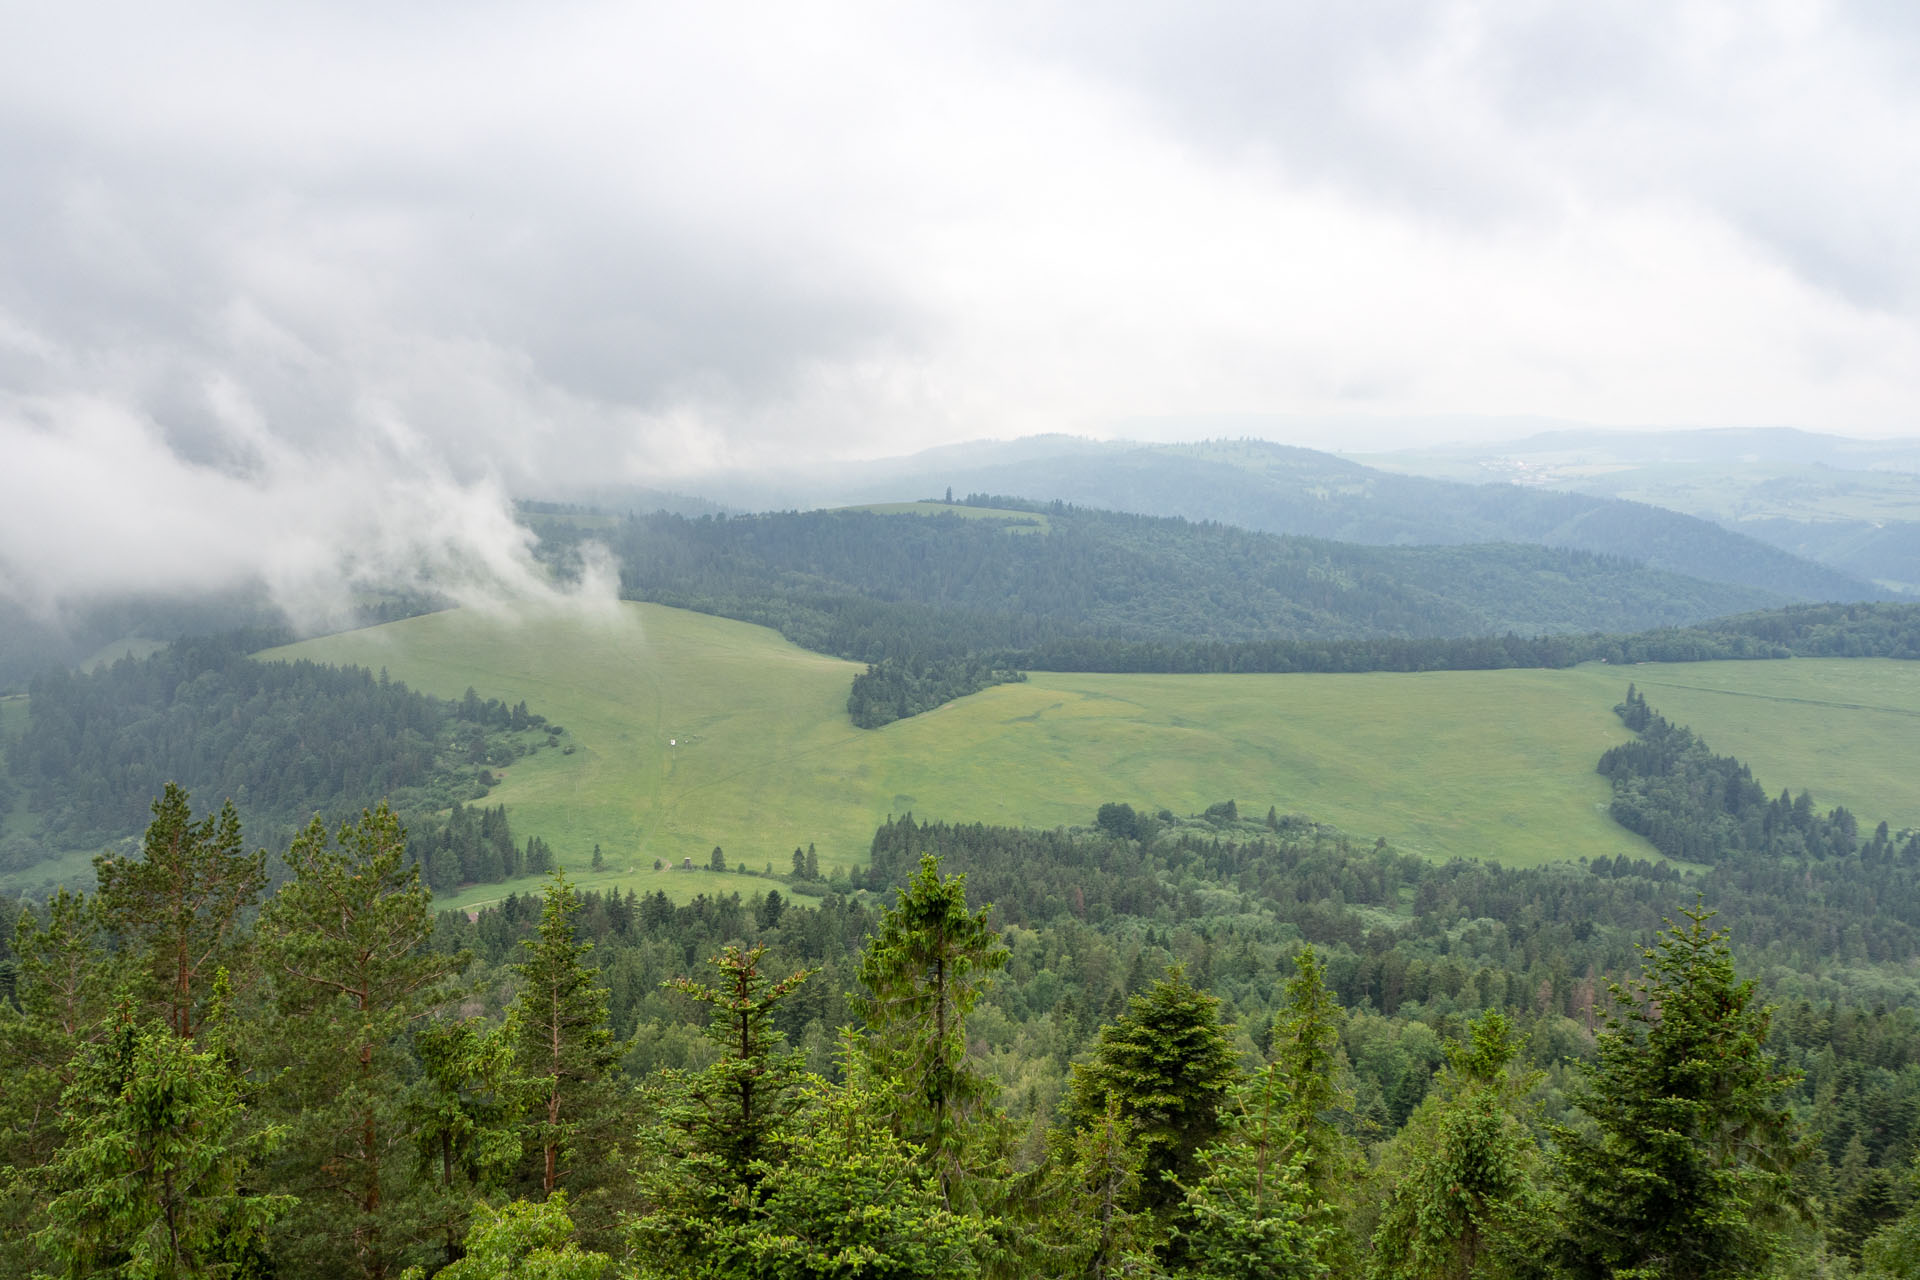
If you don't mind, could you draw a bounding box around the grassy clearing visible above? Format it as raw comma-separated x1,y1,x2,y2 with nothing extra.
256,603,1884,908
834,501,1051,531
1562,659,1920,830
20,609,1916,910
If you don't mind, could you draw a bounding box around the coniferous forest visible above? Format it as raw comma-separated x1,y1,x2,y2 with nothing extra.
4,691,1920,1278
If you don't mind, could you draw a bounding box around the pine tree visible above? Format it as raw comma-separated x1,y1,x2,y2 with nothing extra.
260,804,470,1280
1550,903,1808,1280
508,872,625,1226
854,853,1009,1207
1068,964,1240,1216
95,784,267,1040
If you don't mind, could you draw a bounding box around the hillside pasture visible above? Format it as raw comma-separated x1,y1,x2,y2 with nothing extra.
256,604,1918,911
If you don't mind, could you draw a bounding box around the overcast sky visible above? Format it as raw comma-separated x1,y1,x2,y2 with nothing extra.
4,1,1919,614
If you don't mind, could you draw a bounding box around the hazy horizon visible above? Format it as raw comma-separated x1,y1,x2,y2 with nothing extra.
6,3,1920,616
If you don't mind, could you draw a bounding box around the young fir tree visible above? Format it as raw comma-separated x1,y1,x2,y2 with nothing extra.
1178,1054,1326,1280
95,784,267,1040
1550,903,1809,1280
259,805,469,1280
854,853,1009,1208
636,1034,986,1280
631,945,818,1272
37,978,293,1280
1270,947,1361,1273
508,871,626,1244
1067,964,1241,1217
1367,1011,1540,1280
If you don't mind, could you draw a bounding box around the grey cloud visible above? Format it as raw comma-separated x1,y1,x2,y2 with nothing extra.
3,1,1920,621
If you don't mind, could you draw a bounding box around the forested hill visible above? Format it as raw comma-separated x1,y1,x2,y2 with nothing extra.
583,504,1781,663
1,634,567,857
763,436,1886,602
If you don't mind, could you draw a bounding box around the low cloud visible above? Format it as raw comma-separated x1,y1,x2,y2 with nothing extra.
3,2,1919,617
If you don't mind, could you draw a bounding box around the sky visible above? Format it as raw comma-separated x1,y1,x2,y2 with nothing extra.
4,0,1920,615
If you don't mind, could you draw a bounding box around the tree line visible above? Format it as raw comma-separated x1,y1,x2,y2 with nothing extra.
7,753,1920,1275
1,634,568,875
530,503,1920,724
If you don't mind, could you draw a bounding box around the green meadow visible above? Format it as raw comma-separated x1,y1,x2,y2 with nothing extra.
836,501,1051,530
263,605,1920,910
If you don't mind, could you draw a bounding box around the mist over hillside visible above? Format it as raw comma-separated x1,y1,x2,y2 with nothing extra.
1357,426,1920,590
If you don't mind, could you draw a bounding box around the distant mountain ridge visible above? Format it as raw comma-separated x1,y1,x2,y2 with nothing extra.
756,437,1887,604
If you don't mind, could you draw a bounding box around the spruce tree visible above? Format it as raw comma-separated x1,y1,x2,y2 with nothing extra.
1367,1011,1540,1280
1271,947,1361,1273
635,1029,983,1279
1068,964,1240,1216
259,805,469,1280
508,872,625,1229
37,981,292,1279
1179,1055,1325,1280
854,853,1009,1208
1550,904,1808,1280
408,1016,530,1271
652,943,814,1195
95,784,267,1040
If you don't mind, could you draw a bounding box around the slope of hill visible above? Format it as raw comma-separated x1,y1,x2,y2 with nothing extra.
261,605,1920,910
562,504,1784,666
841,438,1884,602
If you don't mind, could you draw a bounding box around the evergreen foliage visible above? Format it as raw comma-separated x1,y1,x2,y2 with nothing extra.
1270,948,1361,1273
404,1193,611,1280
257,804,470,1280
36,990,292,1280
1068,965,1241,1216
1550,904,1809,1279
94,784,266,1039
407,1016,530,1270
510,874,625,1212
1367,1011,1541,1280
854,853,1009,1207
1178,1056,1326,1280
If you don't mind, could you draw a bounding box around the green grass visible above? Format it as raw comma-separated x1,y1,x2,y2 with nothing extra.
13,608,1912,911
1565,659,1920,830
834,501,1051,531
257,603,1920,910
